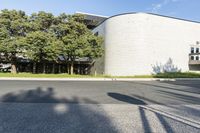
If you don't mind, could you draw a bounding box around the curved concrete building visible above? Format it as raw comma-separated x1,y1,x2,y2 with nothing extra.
90,13,200,76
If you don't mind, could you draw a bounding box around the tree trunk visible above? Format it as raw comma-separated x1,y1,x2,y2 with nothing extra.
52,63,55,74
11,54,17,74
67,63,69,74
70,62,74,75
33,62,36,74
11,62,17,74
43,62,46,74
77,62,80,74
58,64,61,73
95,69,97,76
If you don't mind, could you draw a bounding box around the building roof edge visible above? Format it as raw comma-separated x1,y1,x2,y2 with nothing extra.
94,12,200,29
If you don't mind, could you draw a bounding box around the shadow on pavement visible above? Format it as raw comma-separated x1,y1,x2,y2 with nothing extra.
108,93,146,105
108,92,174,133
136,81,200,94
124,81,200,105
0,87,119,133
157,90,200,104
162,80,200,93
138,106,152,133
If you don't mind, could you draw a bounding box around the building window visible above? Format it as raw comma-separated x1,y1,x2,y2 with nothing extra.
196,48,199,53
191,56,194,60
94,32,99,36
196,56,199,60
191,47,194,53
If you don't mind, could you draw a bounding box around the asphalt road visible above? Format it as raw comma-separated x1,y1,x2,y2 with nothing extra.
0,80,200,133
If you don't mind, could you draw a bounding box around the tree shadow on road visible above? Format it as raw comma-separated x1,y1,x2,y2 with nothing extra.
108,92,175,133
108,93,146,105
0,87,119,133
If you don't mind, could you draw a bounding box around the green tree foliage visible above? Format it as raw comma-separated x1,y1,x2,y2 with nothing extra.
24,31,62,73
30,11,55,31
0,10,104,74
0,9,30,73
0,27,9,61
53,14,103,74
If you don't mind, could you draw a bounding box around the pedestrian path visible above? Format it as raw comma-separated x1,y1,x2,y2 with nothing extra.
0,103,199,133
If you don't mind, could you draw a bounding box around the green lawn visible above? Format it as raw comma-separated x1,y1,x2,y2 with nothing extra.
0,72,200,78
0,73,100,78
153,72,200,78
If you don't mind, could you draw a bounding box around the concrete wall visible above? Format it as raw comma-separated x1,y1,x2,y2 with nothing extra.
91,23,106,75
94,13,200,76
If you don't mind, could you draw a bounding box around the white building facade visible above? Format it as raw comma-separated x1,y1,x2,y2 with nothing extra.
79,12,200,76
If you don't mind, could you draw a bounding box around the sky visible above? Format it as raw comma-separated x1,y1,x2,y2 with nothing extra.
0,0,200,22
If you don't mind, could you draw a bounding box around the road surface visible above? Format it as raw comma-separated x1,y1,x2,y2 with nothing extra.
0,80,200,133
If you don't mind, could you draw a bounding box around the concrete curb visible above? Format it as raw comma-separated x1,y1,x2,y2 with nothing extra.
0,77,200,81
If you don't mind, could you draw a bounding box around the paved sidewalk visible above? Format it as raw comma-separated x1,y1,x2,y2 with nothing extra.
1,77,200,81
0,103,200,133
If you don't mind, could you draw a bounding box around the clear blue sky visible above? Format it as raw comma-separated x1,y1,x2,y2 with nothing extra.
0,0,200,21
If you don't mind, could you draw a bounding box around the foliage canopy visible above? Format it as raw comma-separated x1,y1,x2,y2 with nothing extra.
0,9,104,74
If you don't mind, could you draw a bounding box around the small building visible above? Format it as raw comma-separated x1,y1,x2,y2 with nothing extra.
80,12,200,76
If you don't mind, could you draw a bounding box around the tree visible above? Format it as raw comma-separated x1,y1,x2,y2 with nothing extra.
30,11,55,31
0,9,30,73
0,10,104,75
26,11,61,73
59,14,104,74
0,27,9,61
24,31,62,73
